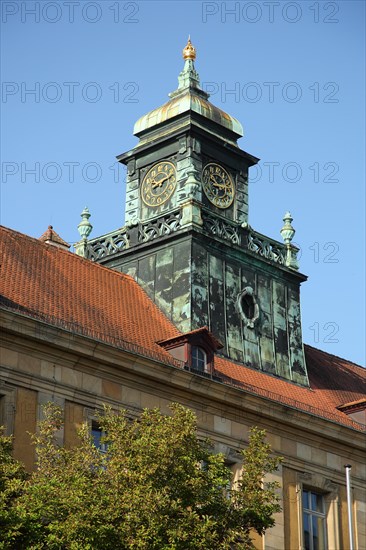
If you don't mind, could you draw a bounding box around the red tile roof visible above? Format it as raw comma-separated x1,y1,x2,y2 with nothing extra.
1,225,365,431
1,226,180,364
215,352,366,429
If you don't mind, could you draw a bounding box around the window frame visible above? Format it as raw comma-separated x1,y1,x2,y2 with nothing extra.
236,286,259,329
302,488,328,550
296,472,340,550
90,418,108,453
0,389,16,436
191,345,207,373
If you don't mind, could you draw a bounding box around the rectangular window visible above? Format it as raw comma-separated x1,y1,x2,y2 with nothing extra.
224,461,241,499
191,346,206,372
91,420,108,453
302,489,327,550
0,391,16,435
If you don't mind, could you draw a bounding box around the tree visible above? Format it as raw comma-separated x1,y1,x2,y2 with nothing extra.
0,428,28,549
0,403,282,549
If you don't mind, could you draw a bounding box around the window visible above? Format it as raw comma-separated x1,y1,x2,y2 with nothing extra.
0,391,15,435
91,420,108,453
236,286,259,328
223,460,241,499
303,489,327,550
242,293,255,320
200,459,237,499
191,346,206,372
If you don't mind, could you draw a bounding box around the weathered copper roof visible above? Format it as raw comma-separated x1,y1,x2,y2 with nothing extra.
133,39,243,141
134,92,243,137
1,225,365,431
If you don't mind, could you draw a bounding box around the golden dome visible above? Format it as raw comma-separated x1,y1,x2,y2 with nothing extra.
134,92,243,141
132,37,244,146
183,37,196,60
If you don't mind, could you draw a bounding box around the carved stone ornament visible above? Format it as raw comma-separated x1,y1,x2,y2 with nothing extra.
324,479,339,494
297,472,313,483
236,286,259,328
203,212,240,244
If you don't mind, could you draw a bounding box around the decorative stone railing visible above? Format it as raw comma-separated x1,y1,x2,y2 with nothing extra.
246,231,286,265
139,211,181,243
84,210,182,260
201,210,297,269
85,227,129,261
202,211,240,245
83,207,297,270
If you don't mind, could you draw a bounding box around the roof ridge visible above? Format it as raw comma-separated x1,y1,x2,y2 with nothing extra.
304,343,365,371
0,224,181,337
1,224,136,282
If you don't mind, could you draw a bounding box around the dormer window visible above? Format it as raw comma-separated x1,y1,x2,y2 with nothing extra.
191,346,207,372
337,399,366,426
157,327,223,377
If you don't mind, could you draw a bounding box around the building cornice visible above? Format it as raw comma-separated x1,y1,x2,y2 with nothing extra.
1,308,365,451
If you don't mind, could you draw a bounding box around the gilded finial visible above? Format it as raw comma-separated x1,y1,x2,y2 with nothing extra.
183,36,196,60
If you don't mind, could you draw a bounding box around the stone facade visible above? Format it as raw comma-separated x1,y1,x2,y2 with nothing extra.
1,308,365,549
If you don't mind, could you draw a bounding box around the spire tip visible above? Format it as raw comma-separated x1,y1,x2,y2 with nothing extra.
183,37,196,60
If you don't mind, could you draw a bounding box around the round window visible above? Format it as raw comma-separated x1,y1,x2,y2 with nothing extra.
236,287,259,328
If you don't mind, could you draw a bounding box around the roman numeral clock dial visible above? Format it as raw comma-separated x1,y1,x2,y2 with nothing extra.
141,161,177,207
202,163,235,209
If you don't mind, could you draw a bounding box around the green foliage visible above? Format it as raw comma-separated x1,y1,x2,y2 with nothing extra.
0,427,28,549
0,403,282,549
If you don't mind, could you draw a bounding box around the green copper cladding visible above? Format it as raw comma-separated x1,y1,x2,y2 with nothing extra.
74,207,93,258
175,57,201,91
86,39,309,386
280,212,300,271
77,207,93,241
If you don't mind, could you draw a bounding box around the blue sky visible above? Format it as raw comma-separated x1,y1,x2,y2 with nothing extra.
1,1,365,365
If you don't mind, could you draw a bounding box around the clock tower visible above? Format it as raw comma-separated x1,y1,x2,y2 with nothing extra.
78,39,309,387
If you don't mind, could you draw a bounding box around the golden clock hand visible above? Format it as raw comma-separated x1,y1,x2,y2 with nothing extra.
215,183,231,190
151,174,169,189
210,179,227,190
210,175,230,190
210,175,220,185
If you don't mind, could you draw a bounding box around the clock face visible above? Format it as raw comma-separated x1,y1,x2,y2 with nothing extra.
141,161,177,207
202,163,235,209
